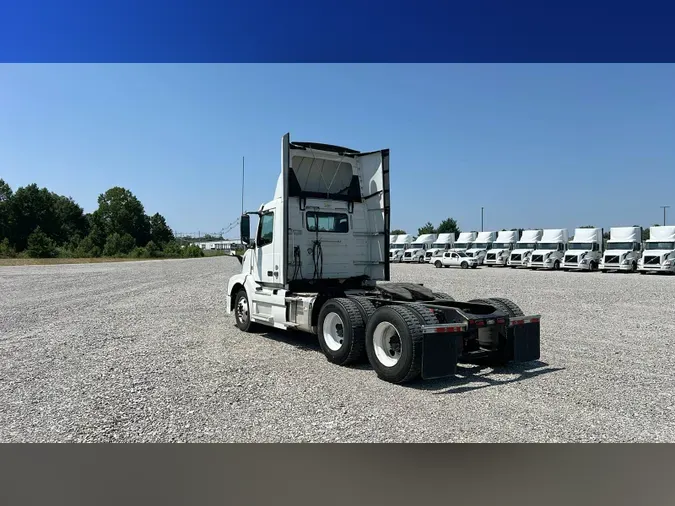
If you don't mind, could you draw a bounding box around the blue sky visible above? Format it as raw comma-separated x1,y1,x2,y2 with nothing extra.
1,64,674,237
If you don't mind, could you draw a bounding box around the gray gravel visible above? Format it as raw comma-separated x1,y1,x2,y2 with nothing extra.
2,257,675,442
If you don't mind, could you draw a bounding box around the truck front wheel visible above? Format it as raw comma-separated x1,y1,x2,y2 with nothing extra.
317,298,367,366
234,289,258,332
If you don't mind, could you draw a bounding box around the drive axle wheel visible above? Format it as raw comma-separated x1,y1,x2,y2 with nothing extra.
317,298,367,366
366,305,431,384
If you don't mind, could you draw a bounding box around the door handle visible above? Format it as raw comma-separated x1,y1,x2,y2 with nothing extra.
267,271,273,276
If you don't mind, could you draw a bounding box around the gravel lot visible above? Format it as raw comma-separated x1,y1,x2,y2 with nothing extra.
2,256,675,442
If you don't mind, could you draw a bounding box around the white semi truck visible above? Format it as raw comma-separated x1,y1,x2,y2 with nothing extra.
389,234,413,262
600,226,642,273
227,133,542,384
638,226,675,274
402,233,437,263
424,233,455,263
484,230,518,267
507,229,543,268
528,229,569,270
452,231,477,252
562,228,603,271
465,231,497,265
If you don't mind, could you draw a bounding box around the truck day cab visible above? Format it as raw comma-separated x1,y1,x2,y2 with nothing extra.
465,231,497,265
452,232,477,252
226,133,542,384
389,234,413,262
528,229,569,270
402,233,437,263
638,226,675,274
508,229,543,268
562,228,603,271
484,230,518,267
424,233,455,263
600,226,642,273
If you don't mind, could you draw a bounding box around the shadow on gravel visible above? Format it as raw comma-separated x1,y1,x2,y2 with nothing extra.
259,329,321,352
411,361,565,394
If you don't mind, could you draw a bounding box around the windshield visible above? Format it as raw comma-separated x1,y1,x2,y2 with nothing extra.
646,242,675,250
411,243,425,248
492,243,511,249
568,242,593,250
607,242,632,250
471,243,489,249
538,243,560,250
391,244,406,249
456,251,468,257
454,243,469,248
431,243,449,249
516,242,537,249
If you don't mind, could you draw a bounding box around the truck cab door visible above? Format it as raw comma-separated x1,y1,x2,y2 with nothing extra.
255,208,278,285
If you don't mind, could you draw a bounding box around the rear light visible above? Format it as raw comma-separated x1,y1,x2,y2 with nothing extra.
508,315,541,327
422,323,468,334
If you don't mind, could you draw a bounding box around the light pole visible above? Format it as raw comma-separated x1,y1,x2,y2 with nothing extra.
481,207,484,232
660,205,670,226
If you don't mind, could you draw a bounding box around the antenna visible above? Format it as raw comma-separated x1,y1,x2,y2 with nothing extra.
241,156,245,216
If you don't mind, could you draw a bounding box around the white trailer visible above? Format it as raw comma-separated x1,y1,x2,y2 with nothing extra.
424,233,456,263
562,228,603,271
638,226,675,274
466,231,497,265
600,226,642,273
452,231,477,252
389,234,413,263
528,229,569,270
402,233,437,263
484,230,518,267
507,229,543,268
226,133,542,384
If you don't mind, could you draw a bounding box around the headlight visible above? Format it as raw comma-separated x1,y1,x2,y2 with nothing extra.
664,260,673,266
580,259,588,264
621,259,630,265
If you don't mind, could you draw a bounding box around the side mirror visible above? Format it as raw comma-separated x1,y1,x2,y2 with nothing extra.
240,214,251,245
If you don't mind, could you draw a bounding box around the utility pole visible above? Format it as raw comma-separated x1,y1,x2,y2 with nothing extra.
660,205,670,226
241,156,245,216
481,207,484,232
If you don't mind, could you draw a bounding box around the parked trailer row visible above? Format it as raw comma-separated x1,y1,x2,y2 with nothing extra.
400,225,675,275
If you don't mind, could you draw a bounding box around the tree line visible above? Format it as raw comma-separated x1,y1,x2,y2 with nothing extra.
0,179,204,259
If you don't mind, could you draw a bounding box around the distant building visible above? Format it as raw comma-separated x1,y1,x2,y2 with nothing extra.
191,240,242,252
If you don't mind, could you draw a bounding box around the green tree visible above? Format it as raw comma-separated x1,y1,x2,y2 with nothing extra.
149,213,174,246
391,229,406,235
53,194,89,245
103,232,136,256
93,187,151,247
25,226,57,258
0,179,13,241
7,184,62,251
418,222,435,235
436,218,461,236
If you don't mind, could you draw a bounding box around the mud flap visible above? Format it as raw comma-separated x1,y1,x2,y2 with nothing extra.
507,321,540,362
421,333,463,380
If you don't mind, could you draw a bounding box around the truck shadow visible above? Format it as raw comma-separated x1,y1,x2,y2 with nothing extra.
411,361,565,394
255,326,564,385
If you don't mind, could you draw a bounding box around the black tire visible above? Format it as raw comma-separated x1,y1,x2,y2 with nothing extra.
365,305,429,384
317,298,367,366
485,297,525,317
431,291,455,301
468,298,493,307
471,264,478,269
590,261,598,271
346,296,377,364
461,261,468,269
554,260,560,270
632,262,637,272
234,289,258,332
434,260,443,268
418,256,425,263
